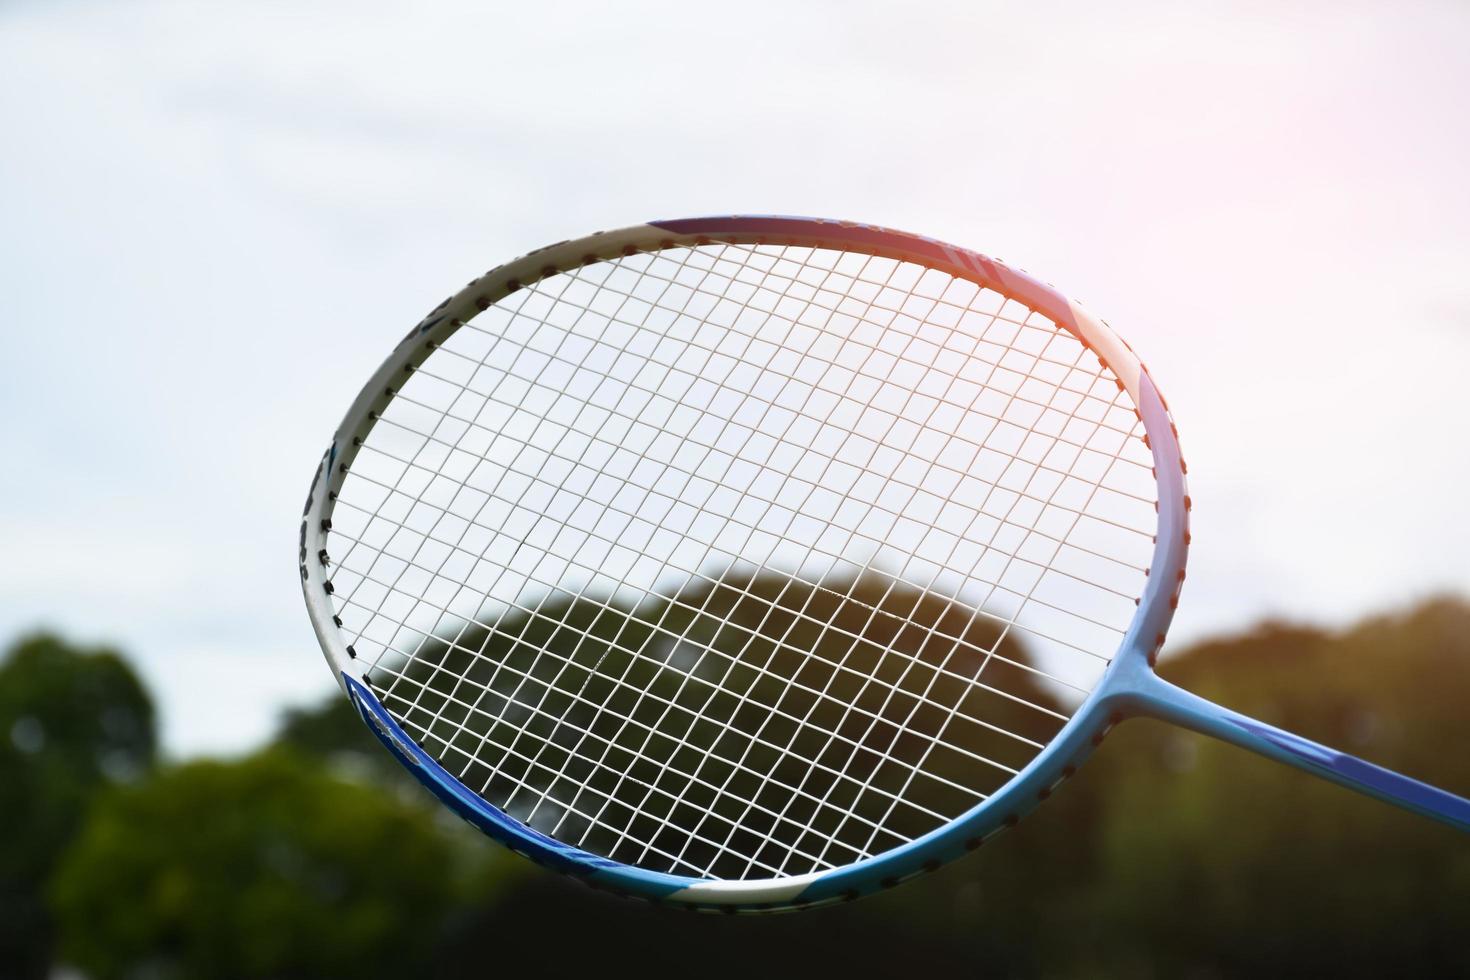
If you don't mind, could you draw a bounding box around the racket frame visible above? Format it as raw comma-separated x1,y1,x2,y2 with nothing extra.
299,215,1190,911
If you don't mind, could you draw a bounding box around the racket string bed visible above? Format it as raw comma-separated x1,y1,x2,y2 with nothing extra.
323,240,1156,880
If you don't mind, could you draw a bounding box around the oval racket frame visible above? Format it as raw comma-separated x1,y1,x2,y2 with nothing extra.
299,216,1190,912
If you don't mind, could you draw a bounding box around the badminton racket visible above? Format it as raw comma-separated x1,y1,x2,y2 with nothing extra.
299,215,1469,912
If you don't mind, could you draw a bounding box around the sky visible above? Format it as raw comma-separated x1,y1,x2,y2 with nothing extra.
2,0,1467,756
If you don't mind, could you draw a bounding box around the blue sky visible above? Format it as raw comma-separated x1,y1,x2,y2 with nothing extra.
2,0,1467,754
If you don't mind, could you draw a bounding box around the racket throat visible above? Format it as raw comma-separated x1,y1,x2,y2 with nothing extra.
1104,660,1470,832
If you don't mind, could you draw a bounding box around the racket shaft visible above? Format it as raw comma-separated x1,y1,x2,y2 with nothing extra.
1120,670,1470,832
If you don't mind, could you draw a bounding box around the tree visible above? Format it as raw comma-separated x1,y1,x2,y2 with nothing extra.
0,632,156,979
50,749,479,980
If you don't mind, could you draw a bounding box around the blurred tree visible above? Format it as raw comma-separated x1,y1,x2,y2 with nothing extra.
277,693,377,761
37,592,1463,979
416,596,1470,978
275,691,414,789
50,748,481,980
273,688,530,899
0,632,156,979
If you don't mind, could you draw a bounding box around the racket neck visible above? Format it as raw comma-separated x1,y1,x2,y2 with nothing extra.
1107,660,1470,832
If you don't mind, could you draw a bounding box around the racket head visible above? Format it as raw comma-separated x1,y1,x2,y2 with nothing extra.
299,216,1189,911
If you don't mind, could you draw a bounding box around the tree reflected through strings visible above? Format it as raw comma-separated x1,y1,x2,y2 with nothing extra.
371,567,1068,879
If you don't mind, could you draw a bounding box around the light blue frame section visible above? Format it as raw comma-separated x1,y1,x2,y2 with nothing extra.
1108,664,1470,831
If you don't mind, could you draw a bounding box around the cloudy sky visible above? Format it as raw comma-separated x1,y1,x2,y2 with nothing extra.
2,0,1466,755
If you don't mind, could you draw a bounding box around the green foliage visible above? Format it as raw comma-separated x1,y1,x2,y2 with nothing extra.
49,749,472,980
275,691,416,790
11,596,1470,978
273,689,528,881
0,632,157,979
